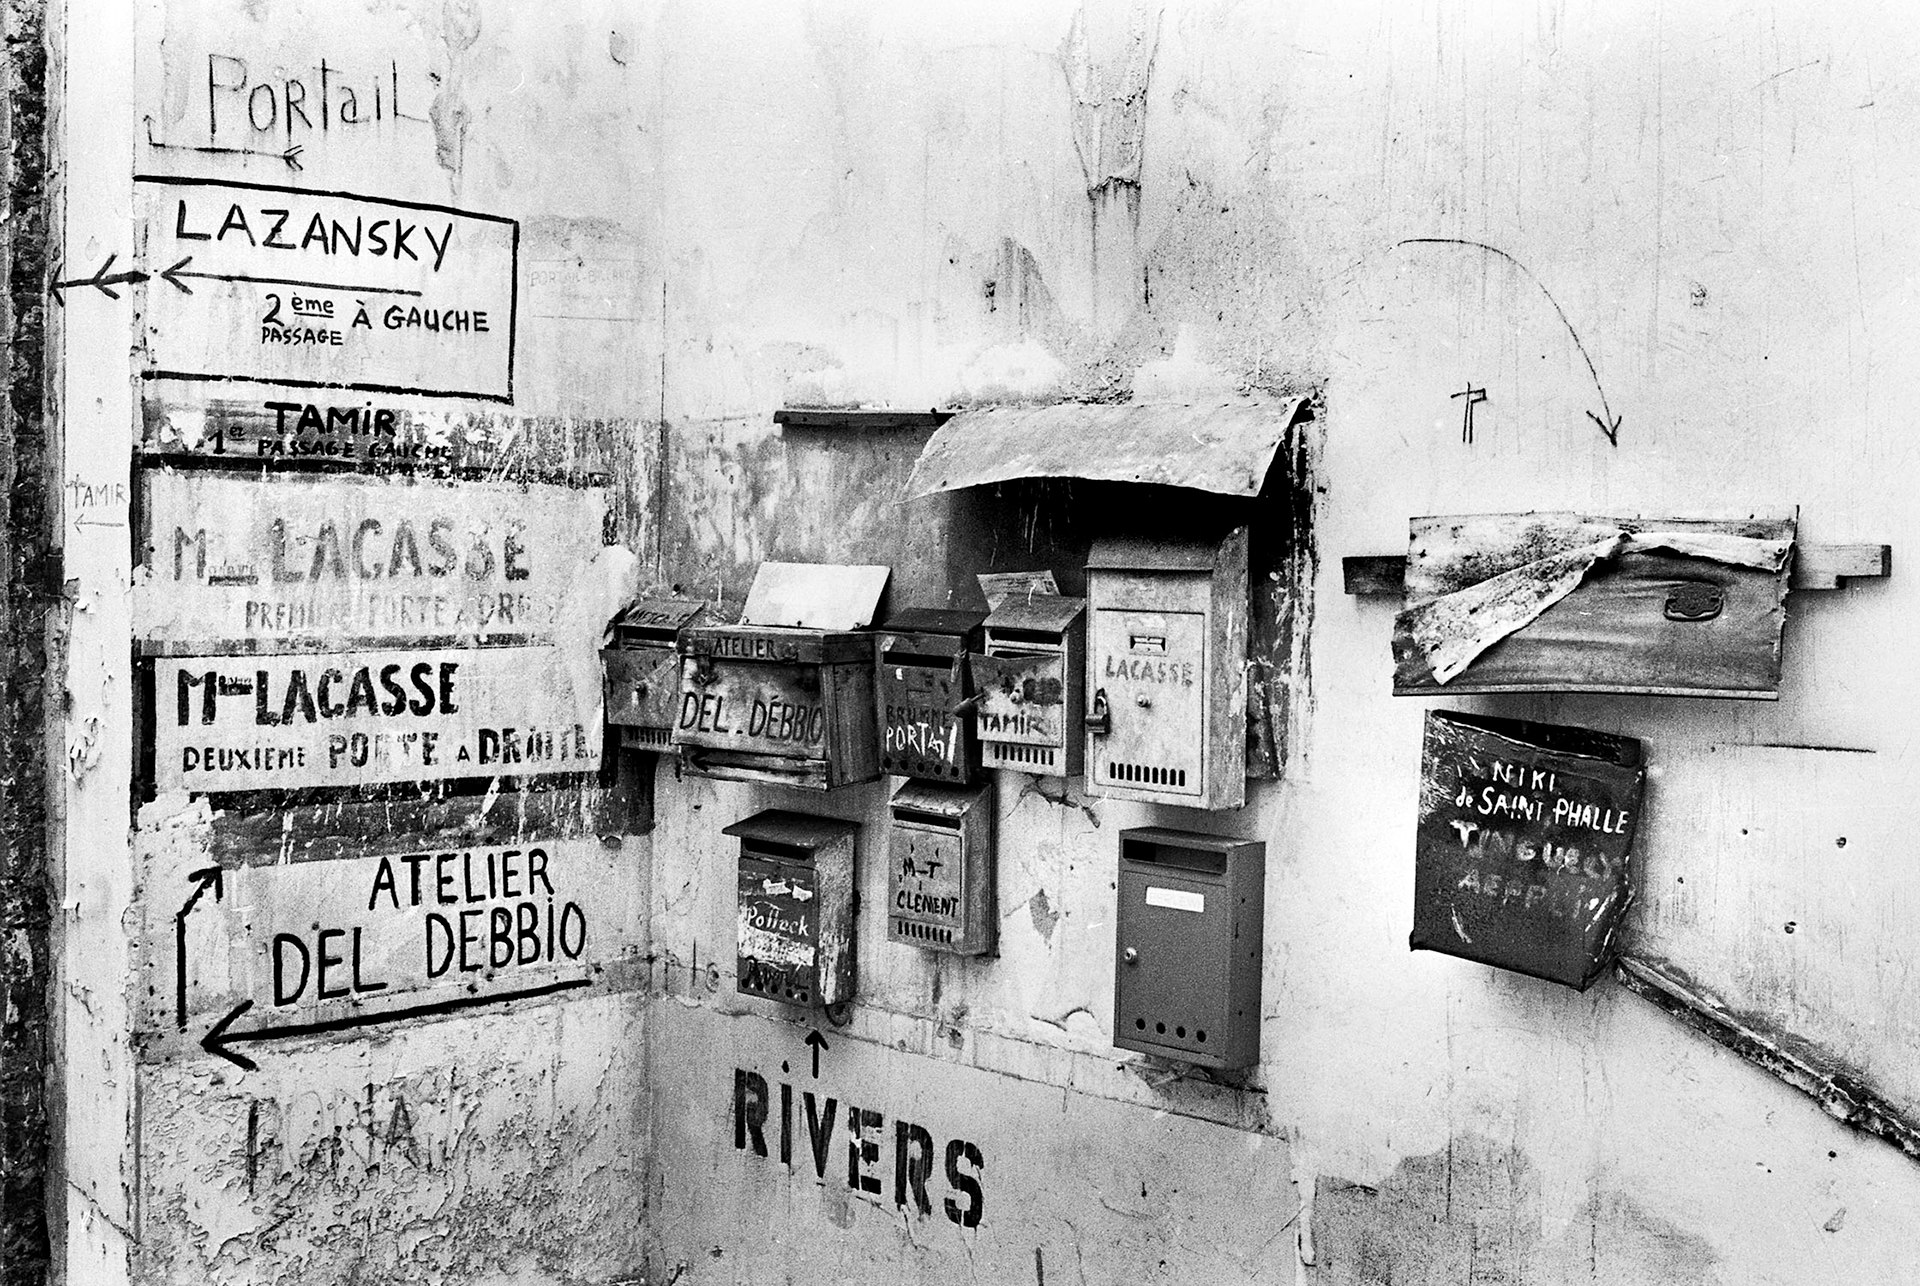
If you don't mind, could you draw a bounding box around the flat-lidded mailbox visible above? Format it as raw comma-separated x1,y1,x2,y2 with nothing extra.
673,562,889,790
887,780,994,955
603,598,707,751
1411,710,1644,990
727,809,860,1009
875,607,986,783
1085,529,1249,809
1115,828,1265,1070
969,595,1086,778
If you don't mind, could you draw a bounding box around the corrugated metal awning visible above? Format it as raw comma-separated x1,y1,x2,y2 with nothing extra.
906,397,1308,499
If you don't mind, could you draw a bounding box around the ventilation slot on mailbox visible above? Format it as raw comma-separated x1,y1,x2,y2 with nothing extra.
890,919,955,945
1108,761,1188,789
987,742,1056,768
627,726,673,749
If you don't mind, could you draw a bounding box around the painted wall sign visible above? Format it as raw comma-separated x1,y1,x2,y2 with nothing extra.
1410,710,1644,990
154,646,600,792
135,469,607,654
163,837,632,1068
135,175,518,401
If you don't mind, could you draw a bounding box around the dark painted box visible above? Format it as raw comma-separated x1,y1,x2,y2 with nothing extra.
603,597,707,751
1410,710,1645,990
1114,828,1265,1070
727,809,860,1010
875,607,986,783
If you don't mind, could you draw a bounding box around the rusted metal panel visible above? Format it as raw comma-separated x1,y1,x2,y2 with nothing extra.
730,810,859,1009
1114,829,1265,1070
1392,513,1795,698
906,397,1308,499
1085,528,1247,809
1411,710,1644,990
152,646,600,792
875,608,985,783
135,469,608,654
888,781,994,955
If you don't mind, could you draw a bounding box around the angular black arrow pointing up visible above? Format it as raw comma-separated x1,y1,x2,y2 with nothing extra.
174,865,224,1030
805,1028,830,1079
202,977,594,1071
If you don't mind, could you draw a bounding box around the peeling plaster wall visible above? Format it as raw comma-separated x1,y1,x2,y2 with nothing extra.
58,1,659,1284
53,1,1920,1284
637,2,1920,1284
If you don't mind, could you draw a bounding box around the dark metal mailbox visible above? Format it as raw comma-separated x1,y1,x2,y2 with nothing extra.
887,780,994,955
727,809,860,1009
673,563,888,790
969,594,1086,778
1411,710,1645,990
1085,529,1249,810
603,597,707,751
875,607,986,783
1114,828,1265,1069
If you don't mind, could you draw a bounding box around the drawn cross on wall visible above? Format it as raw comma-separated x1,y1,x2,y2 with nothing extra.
1450,384,1488,444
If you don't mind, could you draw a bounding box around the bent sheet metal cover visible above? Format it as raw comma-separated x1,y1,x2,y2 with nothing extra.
907,398,1308,498
1411,710,1645,990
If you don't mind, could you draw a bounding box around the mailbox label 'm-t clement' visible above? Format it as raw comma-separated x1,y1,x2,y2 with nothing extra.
1410,710,1645,990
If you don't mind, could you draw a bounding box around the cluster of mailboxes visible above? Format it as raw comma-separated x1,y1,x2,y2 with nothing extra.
603,530,1252,804
602,535,1270,1065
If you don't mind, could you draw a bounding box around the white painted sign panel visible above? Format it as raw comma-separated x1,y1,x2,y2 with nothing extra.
163,838,636,1064
135,175,517,401
155,646,600,792
136,470,606,653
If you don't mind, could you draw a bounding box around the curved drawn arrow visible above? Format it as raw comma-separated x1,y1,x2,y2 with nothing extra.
1392,238,1624,446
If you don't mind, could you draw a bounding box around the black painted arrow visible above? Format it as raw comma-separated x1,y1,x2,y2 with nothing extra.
50,255,148,303
805,1028,829,1079
173,865,225,1031
202,977,593,1070
156,255,421,299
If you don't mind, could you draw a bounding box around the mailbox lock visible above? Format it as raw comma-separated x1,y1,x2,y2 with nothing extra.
1086,687,1112,735
1122,946,1139,965
1135,694,1152,709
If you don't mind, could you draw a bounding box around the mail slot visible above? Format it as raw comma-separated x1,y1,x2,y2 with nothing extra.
727,809,860,1009
1410,710,1645,990
1085,529,1249,809
969,594,1086,778
1114,828,1265,1069
875,607,987,783
603,597,707,751
673,562,888,790
887,780,994,955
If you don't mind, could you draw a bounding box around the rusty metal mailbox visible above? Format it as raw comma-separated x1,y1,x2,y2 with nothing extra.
673,563,888,790
728,809,860,1009
1115,828,1265,1069
969,595,1086,778
1085,529,1249,809
887,780,994,955
876,607,986,783
603,597,706,751
1411,710,1645,990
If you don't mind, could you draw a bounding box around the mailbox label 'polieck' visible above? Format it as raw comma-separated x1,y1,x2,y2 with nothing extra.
1410,710,1645,990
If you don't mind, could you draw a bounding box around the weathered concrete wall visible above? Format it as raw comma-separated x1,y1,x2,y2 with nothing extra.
50,0,1920,1283
636,2,1920,1283
57,1,658,1283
